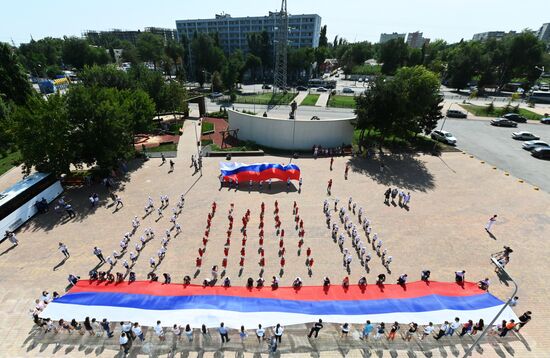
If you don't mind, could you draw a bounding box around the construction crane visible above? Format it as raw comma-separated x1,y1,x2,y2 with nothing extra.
273,0,288,92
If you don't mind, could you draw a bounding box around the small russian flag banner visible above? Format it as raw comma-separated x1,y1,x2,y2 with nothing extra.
40,281,516,328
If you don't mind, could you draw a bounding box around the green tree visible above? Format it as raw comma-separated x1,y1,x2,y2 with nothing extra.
211,71,223,92
18,37,64,77
158,81,188,116
446,42,481,90
0,97,14,155
164,40,186,80
0,42,34,105
79,64,131,90
13,94,73,175
319,25,328,47
136,33,164,69
244,53,262,82
222,50,245,90
379,38,409,75
62,37,109,69
192,33,226,82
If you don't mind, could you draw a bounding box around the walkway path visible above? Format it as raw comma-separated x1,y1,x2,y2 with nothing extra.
293,91,309,106
315,92,330,107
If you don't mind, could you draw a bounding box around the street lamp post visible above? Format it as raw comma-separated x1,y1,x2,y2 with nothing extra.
194,120,203,177
462,257,518,358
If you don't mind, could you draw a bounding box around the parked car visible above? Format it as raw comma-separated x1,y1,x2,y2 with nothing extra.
296,86,308,91
209,92,223,99
503,113,527,123
357,78,363,82
522,140,550,151
430,130,457,145
532,147,550,159
490,118,518,127
446,109,467,118
541,117,550,124
262,84,272,90
512,131,540,140
342,87,354,94
316,87,328,92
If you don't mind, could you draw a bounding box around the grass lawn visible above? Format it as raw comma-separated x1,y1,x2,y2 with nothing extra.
234,92,297,105
0,150,21,176
353,129,445,154
201,121,214,134
146,143,178,153
460,104,542,121
328,95,356,108
300,94,320,106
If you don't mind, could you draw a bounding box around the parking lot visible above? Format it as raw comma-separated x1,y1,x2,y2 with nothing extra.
441,118,550,192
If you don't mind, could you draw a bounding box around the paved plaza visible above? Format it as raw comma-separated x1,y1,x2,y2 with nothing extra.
0,119,549,357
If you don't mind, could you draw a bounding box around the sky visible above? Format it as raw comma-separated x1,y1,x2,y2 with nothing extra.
1,0,548,45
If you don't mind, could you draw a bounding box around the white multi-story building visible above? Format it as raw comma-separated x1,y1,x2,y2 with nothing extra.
537,23,550,44
175,12,321,54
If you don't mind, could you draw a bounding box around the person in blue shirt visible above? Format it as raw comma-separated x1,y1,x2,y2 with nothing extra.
361,320,374,340
218,322,230,343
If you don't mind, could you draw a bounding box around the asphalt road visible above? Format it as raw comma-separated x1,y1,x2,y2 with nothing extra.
441,118,550,192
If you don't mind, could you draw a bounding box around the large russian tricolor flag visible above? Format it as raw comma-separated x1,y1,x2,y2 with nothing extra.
220,162,300,182
41,281,516,328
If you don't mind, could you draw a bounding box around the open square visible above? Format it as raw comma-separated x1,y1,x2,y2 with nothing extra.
0,119,548,357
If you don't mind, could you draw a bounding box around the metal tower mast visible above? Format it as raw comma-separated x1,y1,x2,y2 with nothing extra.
273,0,288,91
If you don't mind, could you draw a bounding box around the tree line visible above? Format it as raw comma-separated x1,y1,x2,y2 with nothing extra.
0,42,188,176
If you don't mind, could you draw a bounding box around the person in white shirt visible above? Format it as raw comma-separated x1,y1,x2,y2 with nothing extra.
256,324,265,343
274,324,284,343
172,324,182,341
485,214,497,233
447,317,461,336
119,332,130,354
154,320,165,341
132,322,145,341
420,322,434,340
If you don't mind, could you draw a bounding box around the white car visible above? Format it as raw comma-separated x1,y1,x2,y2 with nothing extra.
512,132,540,141
522,140,550,151
431,130,457,145
342,87,354,94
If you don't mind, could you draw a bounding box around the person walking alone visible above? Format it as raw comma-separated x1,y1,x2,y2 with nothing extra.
485,214,497,233
58,242,70,259
93,247,105,263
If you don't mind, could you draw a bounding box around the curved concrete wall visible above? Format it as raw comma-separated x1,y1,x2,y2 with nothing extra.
227,110,355,150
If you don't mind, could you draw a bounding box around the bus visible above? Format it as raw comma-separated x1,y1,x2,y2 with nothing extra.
308,78,337,89
529,91,550,104
0,173,63,235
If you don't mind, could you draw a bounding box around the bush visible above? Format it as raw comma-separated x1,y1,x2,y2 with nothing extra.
230,92,237,102
512,104,520,113
486,102,495,114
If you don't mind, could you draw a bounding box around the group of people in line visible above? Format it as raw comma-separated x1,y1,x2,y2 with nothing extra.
384,188,411,208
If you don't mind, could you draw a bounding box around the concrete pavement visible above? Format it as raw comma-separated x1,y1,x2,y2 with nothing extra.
315,92,330,107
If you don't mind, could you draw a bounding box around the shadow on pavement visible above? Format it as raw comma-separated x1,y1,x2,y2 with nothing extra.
348,153,435,192
21,159,146,233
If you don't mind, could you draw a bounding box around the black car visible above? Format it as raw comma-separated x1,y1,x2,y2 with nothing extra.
502,113,527,123
532,147,550,159
490,118,518,127
541,117,550,125
446,109,467,118
296,86,308,91
262,84,272,90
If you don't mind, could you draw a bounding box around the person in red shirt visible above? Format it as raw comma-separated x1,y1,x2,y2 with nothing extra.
280,257,286,267
309,258,314,267
259,248,265,257
295,207,299,216
204,230,209,237
202,237,208,246
259,257,265,266
280,247,286,256
280,229,285,238
196,257,202,267
222,258,227,268
240,247,245,256
224,247,229,256
239,257,245,267
279,239,284,248
327,179,332,194
198,248,204,257
259,237,264,246
298,239,304,248
300,220,304,229
306,247,312,257
259,229,264,238
241,238,246,246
